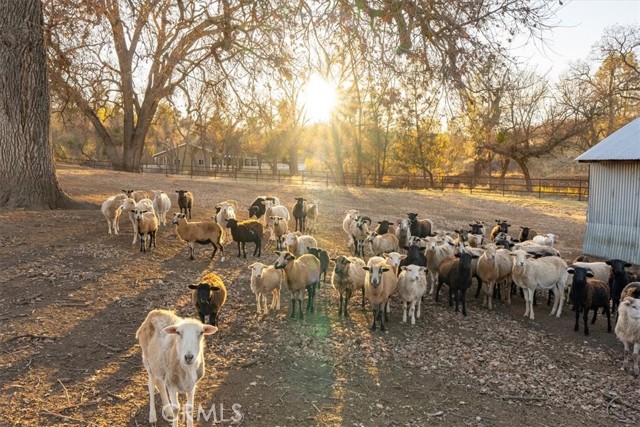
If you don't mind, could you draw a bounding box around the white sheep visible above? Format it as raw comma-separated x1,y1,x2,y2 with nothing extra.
510,249,568,320
349,216,371,257
342,209,359,246
397,265,428,325
363,260,398,331
513,241,561,257
425,235,455,295
215,204,236,244
152,191,172,226
265,201,290,228
331,255,367,317
248,262,283,315
283,232,317,257
532,233,558,247
133,209,158,253
365,232,399,256
269,216,289,250
305,200,319,233
477,243,513,309
615,296,640,375
121,197,155,244
101,193,127,235
274,251,321,318
395,218,412,251
136,309,217,427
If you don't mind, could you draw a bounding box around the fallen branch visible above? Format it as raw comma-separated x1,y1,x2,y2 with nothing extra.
6,334,58,343
603,390,640,412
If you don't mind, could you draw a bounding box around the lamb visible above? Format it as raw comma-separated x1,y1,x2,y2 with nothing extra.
477,243,513,309
509,249,568,320
518,226,538,242
306,247,330,284
406,213,433,238
283,232,317,257
305,200,319,233
265,201,290,229
292,197,307,232
122,189,152,202
133,208,158,253
615,296,640,375
532,233,558,247
489,219,511,241
269,216,289,251
363,260,398,331
342,209,359,247
274,251,321,319
567,266,611,336
621,282,640,300
175,190,193,219
101,193,127,235
397,265,428,325
365,231,399,256
172,213,225,261
350,215,371,257
121,197,155,244
188,272,227,326
606,258,633,313
331,255,367,317
436,252,479,316
225,218,263,258
152,190,172,226
136,309,217,427
248,262,283,316
425,236,455,295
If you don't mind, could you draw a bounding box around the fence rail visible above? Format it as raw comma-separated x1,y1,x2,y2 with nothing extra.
56,158,589,200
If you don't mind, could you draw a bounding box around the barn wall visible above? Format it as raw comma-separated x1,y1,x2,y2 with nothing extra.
583,162,640,264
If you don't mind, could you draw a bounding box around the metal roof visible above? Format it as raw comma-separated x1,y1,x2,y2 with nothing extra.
576,118,640,162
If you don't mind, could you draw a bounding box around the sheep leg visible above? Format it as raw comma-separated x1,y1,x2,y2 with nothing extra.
370,307,378,331
185,388,195,427
435,279,443,302
622,342,630,370
633,343,640,376
107,219,113,235
605,305,611,333
384,301,390,322
146,370,157,424
256,292,262,315
591,308,598,324
298,295,304,319
583,306,590,336
345,289,353,317
574,303,580,332
156,378,170,419
461,289,468,316
275,288,281,310
379,307,386,332
448,287,454,308
474,279,481,299
553,286,564,318
522,288,531,318
487,281,494,310
338,292,344,317
416,295,422,319
409,300,416,325
188,242,195,261
361,287,366,308
527,289,535,320
236,242,242,257
290,298,296,318
165,386,179,427
242,242,248,259
402,301,408,323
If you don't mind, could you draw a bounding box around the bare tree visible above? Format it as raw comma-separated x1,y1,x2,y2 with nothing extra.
0,0,77,209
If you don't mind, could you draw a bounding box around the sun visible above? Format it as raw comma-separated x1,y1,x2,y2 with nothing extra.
301,74,338,123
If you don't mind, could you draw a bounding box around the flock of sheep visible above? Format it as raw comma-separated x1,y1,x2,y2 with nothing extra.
100,189,640,426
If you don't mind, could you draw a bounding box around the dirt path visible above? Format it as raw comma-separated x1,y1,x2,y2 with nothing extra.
0,165,637,426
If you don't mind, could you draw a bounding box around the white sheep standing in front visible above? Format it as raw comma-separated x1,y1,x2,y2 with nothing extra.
248,262,283,315
510,249,568,320
615,296,640,375
152,191,172,226
283,232,317,257
136,309,217,427
397,264,428,325
532,233,558,247
121,197,155,244
101,193,127,235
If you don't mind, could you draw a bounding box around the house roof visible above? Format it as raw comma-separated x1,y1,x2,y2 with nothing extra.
576,118,640,162
153,143,213,158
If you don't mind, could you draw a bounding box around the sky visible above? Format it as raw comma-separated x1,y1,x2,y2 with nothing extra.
514,0,640,81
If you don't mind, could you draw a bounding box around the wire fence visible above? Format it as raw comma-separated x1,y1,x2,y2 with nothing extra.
56,158,589,201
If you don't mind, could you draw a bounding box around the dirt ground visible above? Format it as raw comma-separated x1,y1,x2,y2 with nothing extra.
0,164,638,427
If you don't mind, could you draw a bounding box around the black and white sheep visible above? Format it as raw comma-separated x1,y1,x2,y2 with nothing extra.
489,219,511,241
225,218,263,258
567,266,611,336
188,272,227,326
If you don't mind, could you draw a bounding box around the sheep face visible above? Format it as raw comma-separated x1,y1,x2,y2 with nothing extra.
249,262,267,278
455,229,469,241
188,283,223,315
133,209,149,220
401,265,426,281
383,252,406,270
509,250,533,267
163,319,217,366
495,219,510,233
225,218,238,229
469,222,484,235
363,265,390,288
122,189,134,197
620,297,640,320
333,256,351,275
397,218,411,230
274,251,296,269
172,213,186,224
406,213,419,222
483,244,498,260
365,232,378,243
283,232,297,247
270,216,283,226
345,210,359,220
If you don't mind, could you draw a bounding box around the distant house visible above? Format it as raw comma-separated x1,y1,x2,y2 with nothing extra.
576,118,640,263
152,144,216,169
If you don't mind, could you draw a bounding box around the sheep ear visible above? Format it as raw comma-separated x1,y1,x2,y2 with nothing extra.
625,263,632,268
202,325,218,335
163,325,178,335
418,266,427,272
567,268,575,275
400,266,407,271
382,268,390,273
188,284,198,289
605,260,613,266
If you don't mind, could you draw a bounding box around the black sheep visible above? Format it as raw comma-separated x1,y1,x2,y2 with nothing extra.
406,213,433,238
518,226,537,242
375,220,393,235
175,190,193,219
292,197,307,232
606,258,632,313
226,218,263,258
436,252,479,316
306,247,330,285
188,273,227,326
568,266,611,336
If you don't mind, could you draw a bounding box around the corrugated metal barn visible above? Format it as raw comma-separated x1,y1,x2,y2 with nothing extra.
576,118,640,264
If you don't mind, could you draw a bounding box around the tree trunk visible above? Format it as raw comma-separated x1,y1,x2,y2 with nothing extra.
0,1,78,209
500,157,511,178
514,157,533,191
330,119,346,186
